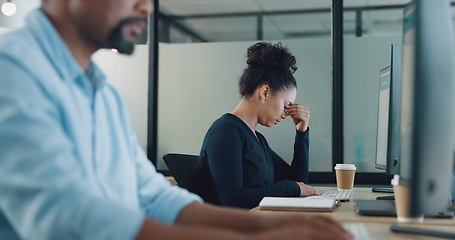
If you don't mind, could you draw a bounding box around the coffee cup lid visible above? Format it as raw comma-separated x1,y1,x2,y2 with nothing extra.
334,164,356,170
391,174,400,185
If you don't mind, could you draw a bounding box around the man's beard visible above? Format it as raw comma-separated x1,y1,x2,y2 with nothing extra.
108,18,147,55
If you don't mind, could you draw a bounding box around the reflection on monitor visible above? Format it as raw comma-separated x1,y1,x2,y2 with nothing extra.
400,0,455,216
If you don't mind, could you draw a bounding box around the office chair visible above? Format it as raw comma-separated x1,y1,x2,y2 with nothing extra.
163,153,201,195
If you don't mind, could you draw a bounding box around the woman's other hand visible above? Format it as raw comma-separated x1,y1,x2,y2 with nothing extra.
296,182,319,197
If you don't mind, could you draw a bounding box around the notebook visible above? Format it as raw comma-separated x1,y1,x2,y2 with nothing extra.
259,196,340,212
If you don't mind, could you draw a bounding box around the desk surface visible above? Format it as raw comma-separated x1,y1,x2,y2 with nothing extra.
165,176,177,185
253,186,455,239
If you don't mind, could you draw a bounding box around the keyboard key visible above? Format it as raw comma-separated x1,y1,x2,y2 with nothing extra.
320,189,353,201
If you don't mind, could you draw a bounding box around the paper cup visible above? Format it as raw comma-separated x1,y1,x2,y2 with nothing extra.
391,175,424,223
334,164,356,190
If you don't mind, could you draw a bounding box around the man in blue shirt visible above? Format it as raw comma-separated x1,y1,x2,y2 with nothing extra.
0,0,352,240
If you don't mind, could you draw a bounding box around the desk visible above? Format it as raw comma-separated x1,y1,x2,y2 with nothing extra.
165,176,177,185
253,186,455,239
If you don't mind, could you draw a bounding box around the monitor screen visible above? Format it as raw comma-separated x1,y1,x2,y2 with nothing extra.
375,45,401,176
400,0,455,216
375,66,391,171
387,45,401,176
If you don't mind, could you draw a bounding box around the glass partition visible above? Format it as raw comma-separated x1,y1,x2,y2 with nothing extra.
156,0,333,172
343,3,406,173
157,38,333,172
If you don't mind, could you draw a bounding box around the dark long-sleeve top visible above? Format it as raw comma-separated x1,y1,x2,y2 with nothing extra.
198,113,309,209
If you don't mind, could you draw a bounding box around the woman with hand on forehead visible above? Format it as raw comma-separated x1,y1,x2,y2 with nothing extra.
198,42,319,209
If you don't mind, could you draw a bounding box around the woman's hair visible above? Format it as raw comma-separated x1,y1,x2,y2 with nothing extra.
239,42,297,97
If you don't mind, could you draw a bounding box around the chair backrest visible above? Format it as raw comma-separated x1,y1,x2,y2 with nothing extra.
163,153,200,195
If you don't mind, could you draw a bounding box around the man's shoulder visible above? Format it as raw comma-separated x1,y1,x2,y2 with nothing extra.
0,28,38,58
0,28,50,77
0,28,62,85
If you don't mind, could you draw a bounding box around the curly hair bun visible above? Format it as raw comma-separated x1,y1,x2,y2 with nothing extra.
239,42,298,97
246,42,297,73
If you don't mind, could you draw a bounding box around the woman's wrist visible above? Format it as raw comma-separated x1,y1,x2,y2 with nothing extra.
297,127,308,132
296,126,309,133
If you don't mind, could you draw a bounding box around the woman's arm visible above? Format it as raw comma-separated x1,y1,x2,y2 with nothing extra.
271,103,310,185
271,129,319,197
272,129,309,183
206,125,300,208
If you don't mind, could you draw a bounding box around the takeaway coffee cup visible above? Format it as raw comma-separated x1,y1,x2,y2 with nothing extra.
391,175,424,223
334,164,356,190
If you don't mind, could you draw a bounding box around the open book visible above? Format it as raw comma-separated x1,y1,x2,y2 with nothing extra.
259,196,340,212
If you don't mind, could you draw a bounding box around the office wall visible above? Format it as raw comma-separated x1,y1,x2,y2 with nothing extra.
157,38,333,171
92,46,149,151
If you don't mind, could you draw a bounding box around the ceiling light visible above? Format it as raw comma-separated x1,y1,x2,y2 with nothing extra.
2,0,16,17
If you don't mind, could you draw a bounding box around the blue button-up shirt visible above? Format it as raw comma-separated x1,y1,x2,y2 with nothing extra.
0,10,201,240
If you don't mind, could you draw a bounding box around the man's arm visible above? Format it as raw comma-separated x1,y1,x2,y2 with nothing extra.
134,202,353,240
135,217,246,240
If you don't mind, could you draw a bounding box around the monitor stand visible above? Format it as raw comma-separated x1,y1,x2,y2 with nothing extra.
372,187,395,200
377,195,394,200
372,187,394,193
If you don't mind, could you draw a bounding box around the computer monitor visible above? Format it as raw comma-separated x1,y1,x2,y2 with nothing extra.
400,0,455,216
375,45,401,176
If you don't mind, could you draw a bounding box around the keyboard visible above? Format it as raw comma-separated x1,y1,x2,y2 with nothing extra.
344,223,372,240
320,189,353,201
